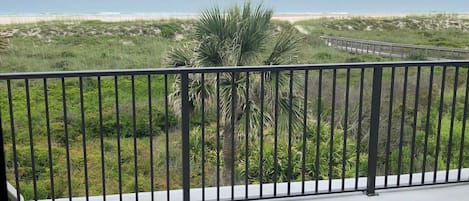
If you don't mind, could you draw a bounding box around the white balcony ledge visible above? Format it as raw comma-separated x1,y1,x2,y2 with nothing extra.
39,168,469,201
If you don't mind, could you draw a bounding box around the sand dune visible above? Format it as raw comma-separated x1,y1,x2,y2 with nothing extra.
1,13,467,25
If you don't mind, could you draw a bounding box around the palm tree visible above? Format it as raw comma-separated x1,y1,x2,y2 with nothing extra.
165,2,304,185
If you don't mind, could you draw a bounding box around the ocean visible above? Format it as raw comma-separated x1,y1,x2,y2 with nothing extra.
1,0,469,16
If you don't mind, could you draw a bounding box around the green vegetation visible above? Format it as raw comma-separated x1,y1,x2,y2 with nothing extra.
0,7,469,200
0,34,9,62
0,20,186,72
296,14,469,49
166,2,304,185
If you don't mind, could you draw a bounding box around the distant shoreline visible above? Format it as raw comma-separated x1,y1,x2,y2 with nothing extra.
0,13,468,25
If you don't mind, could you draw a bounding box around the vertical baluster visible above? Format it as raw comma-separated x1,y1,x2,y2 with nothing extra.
201,73,206,201
434,66,447,183
245,72,250,199
422,66,435,184
328,69,336,192
315,69,322,193
216,73,221,200
61,78,72,201
44,79,56,201
230,72,236,199
342,68,350,191
356,68,365,189
164,74,170,201
397,66,409,186
259,72,265,197
25,79,38,200
287,71,294,195
273,71,279,196
446,66,459,182
384,67,395,187
409,66,421,185
114,76,123,201
97,76,106,201
147,75,154,201
181,73,191,201
79,77,89,201
301,70,309,194
131,76,138,201
457,66,469,181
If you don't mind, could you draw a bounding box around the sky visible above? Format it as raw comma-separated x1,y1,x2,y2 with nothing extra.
1,0,468,15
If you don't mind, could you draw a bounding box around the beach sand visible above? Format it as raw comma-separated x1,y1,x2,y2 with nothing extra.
1,13,468,25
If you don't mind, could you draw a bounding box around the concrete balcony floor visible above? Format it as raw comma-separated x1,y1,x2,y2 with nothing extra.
278,183,468,201
39,169,469,201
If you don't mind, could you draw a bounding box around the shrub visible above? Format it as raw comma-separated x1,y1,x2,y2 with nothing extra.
238,123,366,183
159,23,182,38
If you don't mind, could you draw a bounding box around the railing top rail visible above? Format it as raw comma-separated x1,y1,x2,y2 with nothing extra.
0,60,468,80
320,35,469,53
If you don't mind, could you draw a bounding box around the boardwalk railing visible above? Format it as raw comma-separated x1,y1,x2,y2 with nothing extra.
321,36,469,60
0,60,469,201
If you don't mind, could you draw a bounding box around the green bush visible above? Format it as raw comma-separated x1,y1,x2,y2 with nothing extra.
238,123,367,183
159,23,182,38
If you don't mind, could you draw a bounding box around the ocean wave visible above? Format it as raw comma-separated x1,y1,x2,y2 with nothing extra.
0,11,201,17
276,12,349,15
96,12,122,16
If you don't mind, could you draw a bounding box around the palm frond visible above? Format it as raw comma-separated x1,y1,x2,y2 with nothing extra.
194,3,275,66
188,73,215,109
169,73,215,118
237,3,273,65
165,44,198,67
264,28,301,65
198,36,241,66
276,95,305,132
196,6,228,42
167,2,305,139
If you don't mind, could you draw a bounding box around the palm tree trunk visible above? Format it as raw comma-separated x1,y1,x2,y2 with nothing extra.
222,113,236,186
222,73,241,186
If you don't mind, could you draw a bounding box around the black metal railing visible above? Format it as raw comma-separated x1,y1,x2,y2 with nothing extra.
0,60,468,201
320,36,469,60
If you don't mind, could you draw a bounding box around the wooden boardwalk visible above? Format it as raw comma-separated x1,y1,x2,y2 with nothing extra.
321,36,469,60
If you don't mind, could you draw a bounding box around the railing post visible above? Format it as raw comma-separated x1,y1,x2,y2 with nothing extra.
181,72,191,201
367,67,382,196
